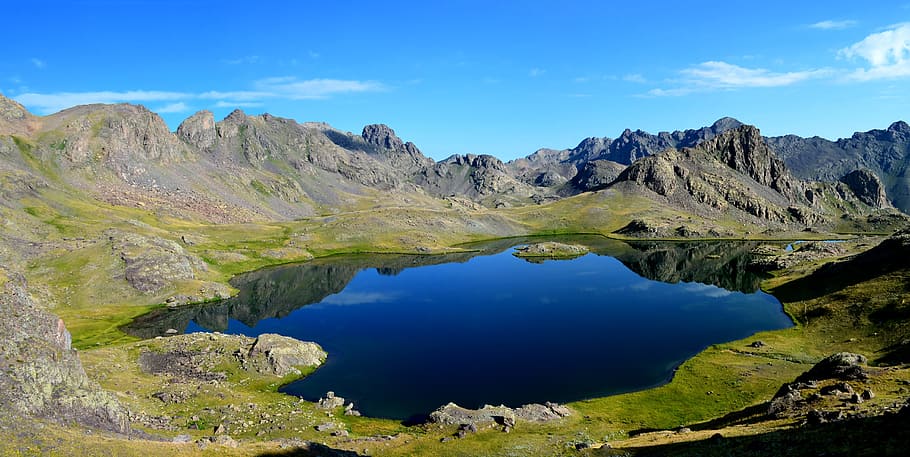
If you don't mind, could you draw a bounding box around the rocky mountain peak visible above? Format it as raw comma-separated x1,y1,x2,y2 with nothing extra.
176,110,216,150
711,117,744,131
699,125,796,195
0,93,34,135
0,93,29,121
888,121,909,134
841,169,891,208
224,109,248,123
360,124,432,174
362,124,405,150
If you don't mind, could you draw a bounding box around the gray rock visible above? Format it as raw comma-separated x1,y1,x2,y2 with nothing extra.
0,271,129,434
212,434,238,448
107,229,197,293
177,110,217,150
173,434,192,443
248,333,326,377
315,422,336,432
514,402,573,422
317,391,345,410
796,352,869,382
769,386,804,417
428,403,515,426
841,169,890,208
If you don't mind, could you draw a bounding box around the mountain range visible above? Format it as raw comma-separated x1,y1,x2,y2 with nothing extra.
1,93,905,232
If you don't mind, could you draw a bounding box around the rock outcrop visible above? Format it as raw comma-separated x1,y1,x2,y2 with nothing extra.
247,333,326,377
176,110,217,150
841,169,890,208
768,121,910,212
427,401,572,427
0,270,129,433
609,126,869,227
568,159,626,191
107,229,203,293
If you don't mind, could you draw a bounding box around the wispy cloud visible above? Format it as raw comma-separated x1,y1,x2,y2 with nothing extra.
213,100,263,108
529,67,546,77
155,102,190,113
622,73,647,83
648,61,830,96
30,58,46,69
809,19,857,30
222,55,260,65
14,77,386,114
253,76,385,99
15,90,188,113
839,23,910,80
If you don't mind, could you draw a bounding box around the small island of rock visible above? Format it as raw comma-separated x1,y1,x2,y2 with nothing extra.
513,242,589,259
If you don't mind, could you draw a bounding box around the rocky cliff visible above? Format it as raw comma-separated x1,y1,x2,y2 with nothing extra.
506,117,744,189
0,270,129,433
608,126,877,228
766,121,910,212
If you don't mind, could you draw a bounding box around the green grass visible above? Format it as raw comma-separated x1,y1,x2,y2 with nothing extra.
249,179,271,196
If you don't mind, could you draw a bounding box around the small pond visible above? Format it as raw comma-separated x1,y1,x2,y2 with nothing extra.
128,238,793,420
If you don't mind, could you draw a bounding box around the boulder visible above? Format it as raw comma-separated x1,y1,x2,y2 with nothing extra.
248,333,326,377
796,352,869,383
317,391,345,410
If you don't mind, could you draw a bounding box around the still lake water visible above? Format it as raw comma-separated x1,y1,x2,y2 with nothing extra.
172,240,793,419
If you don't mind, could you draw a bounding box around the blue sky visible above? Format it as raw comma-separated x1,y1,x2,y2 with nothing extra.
2,1,909,160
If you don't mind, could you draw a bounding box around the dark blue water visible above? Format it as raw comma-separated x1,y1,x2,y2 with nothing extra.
185,247,791,419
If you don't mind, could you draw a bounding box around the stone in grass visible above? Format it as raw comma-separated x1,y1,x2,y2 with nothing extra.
318,391,345,409
315,423,336,432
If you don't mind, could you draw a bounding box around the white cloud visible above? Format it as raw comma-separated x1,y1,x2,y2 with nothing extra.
529,68,546,77
30,58,46,69
809,20,857,30
213,100,264,108
155,102,189,113
622,73,647,83
648,61,830,96
222,55,260,65
15,90,188,114
14,77,386,114
198,90,271,101
681,61,828,87
840,23,910,80
253,76,385,99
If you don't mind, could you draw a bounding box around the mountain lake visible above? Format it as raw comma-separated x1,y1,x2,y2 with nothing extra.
130,238,794,420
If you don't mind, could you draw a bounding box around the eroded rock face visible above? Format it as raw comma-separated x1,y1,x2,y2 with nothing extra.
841,169,890,208
177,110,217,150
568,159,625,191
0,271,129,433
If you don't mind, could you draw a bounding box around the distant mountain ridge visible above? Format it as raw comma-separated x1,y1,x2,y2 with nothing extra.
509,116,910,213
